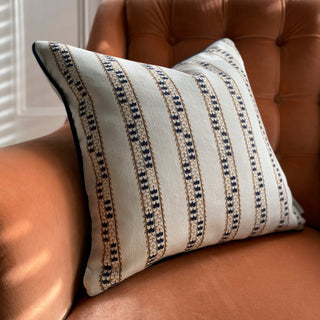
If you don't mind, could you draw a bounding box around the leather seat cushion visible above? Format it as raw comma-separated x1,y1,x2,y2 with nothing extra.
68,226,320,319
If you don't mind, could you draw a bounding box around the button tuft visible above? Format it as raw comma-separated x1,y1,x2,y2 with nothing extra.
168,35,176,45
276,37,285,46
274,94,282,104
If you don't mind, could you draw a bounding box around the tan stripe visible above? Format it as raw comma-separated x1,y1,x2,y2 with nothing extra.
205,44,292,230
49,42,121,290
97,54,167,267
179,59,268,236
193,72,241,242
143,64,206,251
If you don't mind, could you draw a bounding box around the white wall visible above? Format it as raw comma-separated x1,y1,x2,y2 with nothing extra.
0,0,101,147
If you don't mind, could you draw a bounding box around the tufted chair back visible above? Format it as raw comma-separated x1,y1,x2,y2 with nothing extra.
87,0,320,228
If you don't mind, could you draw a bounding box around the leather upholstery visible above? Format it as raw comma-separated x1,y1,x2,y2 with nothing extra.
0,126,90,319
68,227,320,320
0,0,319,319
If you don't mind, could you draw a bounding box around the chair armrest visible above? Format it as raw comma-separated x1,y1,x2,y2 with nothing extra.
86,0,126,57
0,124,89,320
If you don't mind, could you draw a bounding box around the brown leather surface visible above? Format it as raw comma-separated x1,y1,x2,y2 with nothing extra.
68,227,320,320
86,0,127,58
0,0,319,319
88,0,320,228
0,125,90,320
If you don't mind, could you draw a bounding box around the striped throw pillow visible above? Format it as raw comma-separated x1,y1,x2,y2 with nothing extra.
33,39,304,296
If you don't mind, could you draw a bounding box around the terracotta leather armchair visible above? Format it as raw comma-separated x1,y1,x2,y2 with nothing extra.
1,0,319,319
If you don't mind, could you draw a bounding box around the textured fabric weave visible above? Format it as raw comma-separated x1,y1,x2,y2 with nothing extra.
33,39,304,296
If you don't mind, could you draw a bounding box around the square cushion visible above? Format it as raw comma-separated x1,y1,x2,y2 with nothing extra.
33,38,304,296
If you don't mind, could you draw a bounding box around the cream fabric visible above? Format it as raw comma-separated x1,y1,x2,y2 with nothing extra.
33,39,304,296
